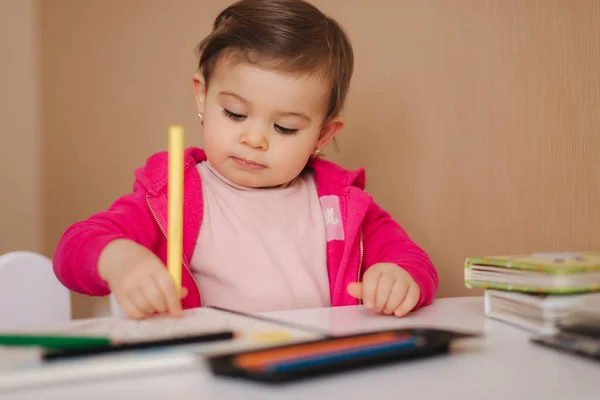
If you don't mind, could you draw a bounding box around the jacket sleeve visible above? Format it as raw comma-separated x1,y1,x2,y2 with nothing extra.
52,179,161,296
361,200,438,309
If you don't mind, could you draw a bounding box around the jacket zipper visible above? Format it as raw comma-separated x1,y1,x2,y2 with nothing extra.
357,225,364,305
145,194,202,306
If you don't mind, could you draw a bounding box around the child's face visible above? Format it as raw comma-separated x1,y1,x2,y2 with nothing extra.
193,58,343,188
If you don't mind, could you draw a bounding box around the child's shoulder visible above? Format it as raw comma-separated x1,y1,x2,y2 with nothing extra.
308,157,367,192
133,147,207,192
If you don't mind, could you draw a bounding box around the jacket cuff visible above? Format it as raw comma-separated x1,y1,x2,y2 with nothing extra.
74,233,129,295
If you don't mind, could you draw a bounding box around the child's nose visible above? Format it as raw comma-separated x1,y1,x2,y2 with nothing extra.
239,131,268,151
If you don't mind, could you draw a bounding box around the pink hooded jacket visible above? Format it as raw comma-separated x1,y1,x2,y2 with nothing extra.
53,148,438,310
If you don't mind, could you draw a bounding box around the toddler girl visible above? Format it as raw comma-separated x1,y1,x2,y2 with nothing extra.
53,0,438,319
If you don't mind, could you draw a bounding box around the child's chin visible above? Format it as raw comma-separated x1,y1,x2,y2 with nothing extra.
226,170,272,188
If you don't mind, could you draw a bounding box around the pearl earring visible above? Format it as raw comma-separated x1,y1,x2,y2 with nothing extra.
313,148,320,158
198,113,204,125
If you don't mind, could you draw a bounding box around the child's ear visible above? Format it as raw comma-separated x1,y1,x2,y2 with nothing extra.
192,72,207,114
317,115,345,150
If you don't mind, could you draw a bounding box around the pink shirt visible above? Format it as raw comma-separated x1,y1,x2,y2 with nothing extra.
190,161,331,313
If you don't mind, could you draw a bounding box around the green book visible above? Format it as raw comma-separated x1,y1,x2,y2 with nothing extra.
464,251,600,294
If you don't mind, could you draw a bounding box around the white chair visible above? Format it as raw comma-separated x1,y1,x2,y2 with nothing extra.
0,251,71,330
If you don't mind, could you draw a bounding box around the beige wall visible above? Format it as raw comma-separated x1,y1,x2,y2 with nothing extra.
3,1,599,318
0,0,42,255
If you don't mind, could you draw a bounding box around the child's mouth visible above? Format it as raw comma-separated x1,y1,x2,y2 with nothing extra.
231,157,266,171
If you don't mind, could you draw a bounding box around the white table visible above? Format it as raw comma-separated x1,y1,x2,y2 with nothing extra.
3,297,598,400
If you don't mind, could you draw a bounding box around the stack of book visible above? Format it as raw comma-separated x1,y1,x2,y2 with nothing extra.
464,251,600,335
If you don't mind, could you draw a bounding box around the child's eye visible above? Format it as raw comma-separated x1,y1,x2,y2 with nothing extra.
274,124,299,135
222,108,246,121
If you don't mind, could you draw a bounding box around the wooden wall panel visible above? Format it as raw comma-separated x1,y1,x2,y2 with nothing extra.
41,0,600,316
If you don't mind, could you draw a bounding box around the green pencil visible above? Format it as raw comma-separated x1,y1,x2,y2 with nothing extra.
0,334,111,349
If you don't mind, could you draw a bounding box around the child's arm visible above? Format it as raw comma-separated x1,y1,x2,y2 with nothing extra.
53,179,161,296
360,201,438,310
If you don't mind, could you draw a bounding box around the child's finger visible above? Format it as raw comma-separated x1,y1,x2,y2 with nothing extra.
394,283,420,317
346,282,363,299
142,281,167,314
154,272,182,317
129,288,154,314
383,280,408,315
121,297,146,320
374,275,394,312
362,269,382,309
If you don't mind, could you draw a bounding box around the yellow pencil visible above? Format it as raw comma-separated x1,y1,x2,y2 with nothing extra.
168,125,184,295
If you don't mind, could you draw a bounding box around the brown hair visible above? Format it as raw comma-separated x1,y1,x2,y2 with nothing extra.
195,0,354,121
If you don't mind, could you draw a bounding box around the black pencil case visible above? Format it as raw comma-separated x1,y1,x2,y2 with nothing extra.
206,327,479,384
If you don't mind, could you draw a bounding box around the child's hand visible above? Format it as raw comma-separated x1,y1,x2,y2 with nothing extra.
98,239,186,319
347,263,420,317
